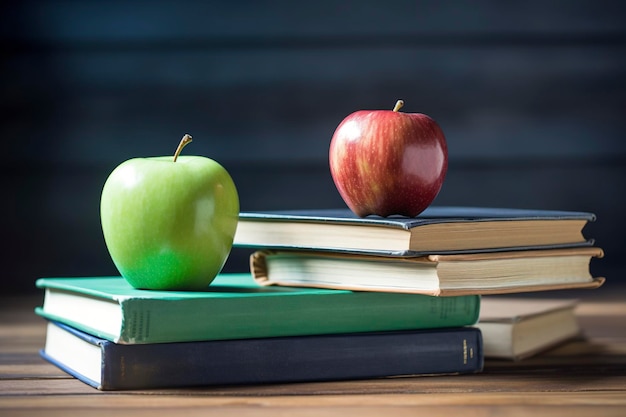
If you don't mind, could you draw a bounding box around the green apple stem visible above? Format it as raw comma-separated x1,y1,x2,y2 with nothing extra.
392,100,404,112
173,134,193,162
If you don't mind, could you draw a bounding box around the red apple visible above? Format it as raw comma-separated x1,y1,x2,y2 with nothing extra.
329,100,448,218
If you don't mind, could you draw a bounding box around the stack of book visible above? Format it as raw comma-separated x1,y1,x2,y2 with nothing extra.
236,206,604,296
36,274,483,390
37,206,604,390
235,206,605,357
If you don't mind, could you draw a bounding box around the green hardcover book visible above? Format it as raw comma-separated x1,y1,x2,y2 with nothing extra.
35,273,480,344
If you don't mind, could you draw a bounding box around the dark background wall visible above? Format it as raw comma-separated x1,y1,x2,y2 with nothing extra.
2,0,625,293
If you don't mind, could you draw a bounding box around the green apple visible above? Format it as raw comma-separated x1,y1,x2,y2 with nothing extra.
100,134,239,290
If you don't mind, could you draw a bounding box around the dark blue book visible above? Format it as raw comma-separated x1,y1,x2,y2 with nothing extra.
234,206,596,256
41,321,484,390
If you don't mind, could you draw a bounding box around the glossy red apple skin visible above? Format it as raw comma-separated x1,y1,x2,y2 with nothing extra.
329,107,448,218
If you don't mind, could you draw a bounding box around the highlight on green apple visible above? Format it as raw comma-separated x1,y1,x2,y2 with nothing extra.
100,134,240,290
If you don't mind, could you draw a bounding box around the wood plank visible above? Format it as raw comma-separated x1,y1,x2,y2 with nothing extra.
2,376,626,399
0,403,623,417
1,361,625,396
4,0,626,42
5,46,625,167
0,363,67,379
1,392,624,406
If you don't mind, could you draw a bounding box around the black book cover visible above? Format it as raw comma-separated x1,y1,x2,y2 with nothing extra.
41,321,484,390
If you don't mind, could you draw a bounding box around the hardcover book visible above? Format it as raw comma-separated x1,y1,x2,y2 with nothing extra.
41,320,484,390
250,247,605,296
234,207,596,256
35,273,480,344
477,298,581,360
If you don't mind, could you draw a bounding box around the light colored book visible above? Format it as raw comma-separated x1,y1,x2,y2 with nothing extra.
235,207,596,256
251,247,604,296
477,298,581,360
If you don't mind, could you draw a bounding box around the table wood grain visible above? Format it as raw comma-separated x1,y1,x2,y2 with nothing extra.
2,291,626,416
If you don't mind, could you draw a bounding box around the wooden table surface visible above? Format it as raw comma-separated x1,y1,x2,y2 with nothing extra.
2,289,626,416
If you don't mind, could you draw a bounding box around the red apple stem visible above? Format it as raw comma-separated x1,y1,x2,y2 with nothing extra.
392,100,404,112
173,134,193,162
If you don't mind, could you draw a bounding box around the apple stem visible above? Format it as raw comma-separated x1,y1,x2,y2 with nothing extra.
392,100,404,112
173,134,193,162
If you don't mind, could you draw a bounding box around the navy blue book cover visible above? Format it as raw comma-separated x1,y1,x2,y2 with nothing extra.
235,206,596,256
239,206,596,227
41,321,484,390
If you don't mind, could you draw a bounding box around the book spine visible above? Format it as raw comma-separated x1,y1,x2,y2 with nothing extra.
101,327,483,389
